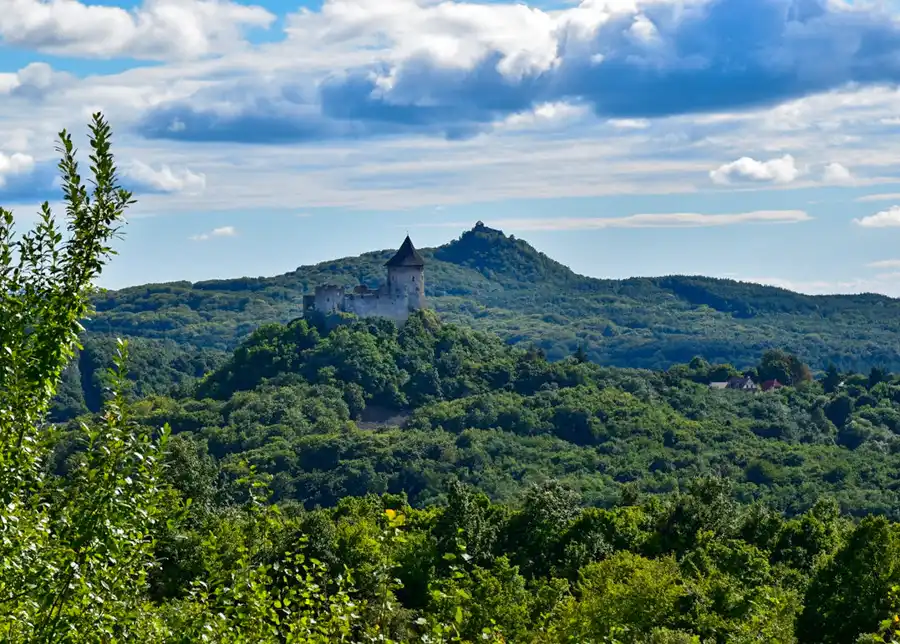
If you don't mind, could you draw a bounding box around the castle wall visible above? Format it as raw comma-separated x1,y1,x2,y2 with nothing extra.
343,292,413,324
305,240,426,325
314,285,344,314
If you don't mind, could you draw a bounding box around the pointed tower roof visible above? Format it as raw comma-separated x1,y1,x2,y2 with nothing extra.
385,235,425,268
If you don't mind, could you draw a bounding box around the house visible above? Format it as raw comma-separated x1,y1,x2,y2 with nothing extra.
726,376,757,391
761,379,784,392
709,376,756,391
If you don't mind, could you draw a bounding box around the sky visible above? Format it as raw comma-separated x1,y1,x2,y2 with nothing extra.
5,0,900,294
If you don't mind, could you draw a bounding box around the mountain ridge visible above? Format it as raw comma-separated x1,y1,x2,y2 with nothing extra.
86,223,900,374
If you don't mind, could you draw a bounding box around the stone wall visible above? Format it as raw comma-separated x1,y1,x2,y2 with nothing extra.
343,291,413,324
314,285,345,314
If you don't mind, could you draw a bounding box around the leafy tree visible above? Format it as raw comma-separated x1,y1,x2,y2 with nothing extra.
0,114,170,640
798,516,900,644
870,366,890,389
823,363,842,394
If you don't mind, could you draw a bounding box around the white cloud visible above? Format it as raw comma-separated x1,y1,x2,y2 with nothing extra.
124,160,206,194
854,206,900,228
856,193,900,203
607,119,650,130
867,259,900,269
0,152,35,187
289,0,560,79
822,162,852,184
0,0,275,60
421,210,812,231
501,102,588,129
710,155,801,185
0,62,73,102
189,225,236,241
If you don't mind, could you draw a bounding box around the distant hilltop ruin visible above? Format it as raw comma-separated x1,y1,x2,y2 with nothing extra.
302,235,427,325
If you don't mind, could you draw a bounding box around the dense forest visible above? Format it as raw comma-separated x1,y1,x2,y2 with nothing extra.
41,306,900,641
64,308,900,519
9,115,900,642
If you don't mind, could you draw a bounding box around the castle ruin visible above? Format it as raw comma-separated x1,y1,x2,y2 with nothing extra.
302,235,426,325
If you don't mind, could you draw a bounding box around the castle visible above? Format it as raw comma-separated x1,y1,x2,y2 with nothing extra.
302,235,426,324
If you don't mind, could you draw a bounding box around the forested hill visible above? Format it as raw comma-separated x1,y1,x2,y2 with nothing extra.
85,222,900,375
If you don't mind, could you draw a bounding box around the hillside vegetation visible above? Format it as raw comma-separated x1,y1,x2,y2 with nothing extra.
50,305,900,642
82,309,900,519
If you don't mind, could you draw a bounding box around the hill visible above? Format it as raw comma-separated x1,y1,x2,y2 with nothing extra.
56,308,900,518
81,222,900,384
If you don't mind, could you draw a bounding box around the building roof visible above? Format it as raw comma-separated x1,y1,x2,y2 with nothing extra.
385,235,425,268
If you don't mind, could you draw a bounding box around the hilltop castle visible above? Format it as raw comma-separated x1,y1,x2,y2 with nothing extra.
302,235,426,325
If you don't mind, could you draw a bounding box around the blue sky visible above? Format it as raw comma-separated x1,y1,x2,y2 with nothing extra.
4,0,900,295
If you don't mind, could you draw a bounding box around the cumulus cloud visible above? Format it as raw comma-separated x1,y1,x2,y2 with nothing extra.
0,156,62,205
423,210,812,231
137,0,900,145
501,102,588,129
124,160,206,195
709,155,800,185
189,225,236,241
822,162,852,184
0,0,275,60
0,62,75,102
0,152,35,188
855,206,900,228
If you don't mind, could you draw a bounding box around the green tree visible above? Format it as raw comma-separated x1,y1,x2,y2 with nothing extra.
0,114,170,641
823,363,842,394
870,366,890,389
798,516,900,644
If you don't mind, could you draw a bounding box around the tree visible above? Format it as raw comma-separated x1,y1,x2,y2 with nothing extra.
798,516,900,644
573,343,589,364
758,349,812,385
823,363,841,394
0,114,170,640
869,366,890,389
825,393,854,429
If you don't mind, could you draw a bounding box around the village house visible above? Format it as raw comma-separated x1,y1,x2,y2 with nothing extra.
709,375,758,391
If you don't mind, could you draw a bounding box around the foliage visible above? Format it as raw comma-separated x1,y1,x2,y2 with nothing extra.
0,115,169,641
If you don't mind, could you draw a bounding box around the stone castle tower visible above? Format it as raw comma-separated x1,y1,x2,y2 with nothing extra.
385,235,426,310
303,235,426,324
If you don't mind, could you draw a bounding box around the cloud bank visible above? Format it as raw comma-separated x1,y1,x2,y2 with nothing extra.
135,0,900,145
